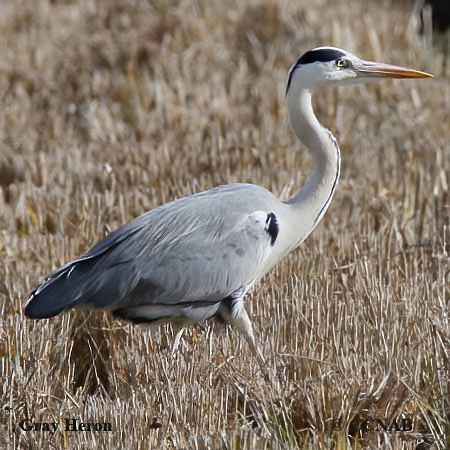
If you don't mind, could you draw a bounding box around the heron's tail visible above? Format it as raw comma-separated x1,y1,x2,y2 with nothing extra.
24,258,96,319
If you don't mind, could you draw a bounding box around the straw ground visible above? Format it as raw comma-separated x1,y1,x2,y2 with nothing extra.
0,0,449,448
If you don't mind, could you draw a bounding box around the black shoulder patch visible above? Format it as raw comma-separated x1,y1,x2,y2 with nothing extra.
265,212,279,246
286,48,346,93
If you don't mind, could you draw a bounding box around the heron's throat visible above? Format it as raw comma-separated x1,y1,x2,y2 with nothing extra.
285,88,341,239
287,89,335,156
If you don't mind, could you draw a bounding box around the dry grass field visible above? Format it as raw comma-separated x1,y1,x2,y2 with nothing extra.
0,0,449,448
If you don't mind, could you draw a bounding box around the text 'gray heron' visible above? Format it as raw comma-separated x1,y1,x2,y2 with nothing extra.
24,47,432,372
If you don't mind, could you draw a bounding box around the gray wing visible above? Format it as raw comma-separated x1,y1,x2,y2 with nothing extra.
24,184,280,323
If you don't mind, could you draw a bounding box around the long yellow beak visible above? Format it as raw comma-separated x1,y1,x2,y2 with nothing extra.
356,61,433,79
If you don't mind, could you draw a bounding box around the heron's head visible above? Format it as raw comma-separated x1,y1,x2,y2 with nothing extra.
286,46,432,94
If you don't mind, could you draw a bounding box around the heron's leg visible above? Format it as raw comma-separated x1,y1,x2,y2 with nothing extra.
219,296,269,381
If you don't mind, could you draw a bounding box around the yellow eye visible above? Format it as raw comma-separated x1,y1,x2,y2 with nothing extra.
336,58,349,69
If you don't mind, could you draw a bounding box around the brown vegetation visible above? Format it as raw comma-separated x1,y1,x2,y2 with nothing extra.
0,0,449,448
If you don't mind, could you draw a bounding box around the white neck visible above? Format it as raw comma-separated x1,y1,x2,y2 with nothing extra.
284,87,341,248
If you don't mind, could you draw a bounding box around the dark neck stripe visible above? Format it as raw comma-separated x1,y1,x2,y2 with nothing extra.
286,48,346,93
313,131,341,226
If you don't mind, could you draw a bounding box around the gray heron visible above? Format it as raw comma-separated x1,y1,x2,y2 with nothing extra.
24,47,432,370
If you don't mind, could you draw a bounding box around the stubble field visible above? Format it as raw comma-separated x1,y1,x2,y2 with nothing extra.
0,0,449,448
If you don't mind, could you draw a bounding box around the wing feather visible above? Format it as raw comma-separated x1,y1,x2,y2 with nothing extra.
24,184,281,320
